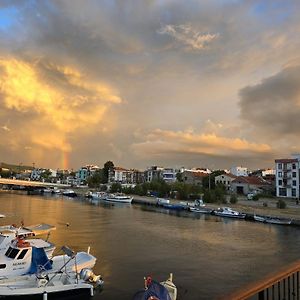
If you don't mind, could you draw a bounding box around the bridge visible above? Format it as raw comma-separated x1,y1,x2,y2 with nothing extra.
0,178,70,189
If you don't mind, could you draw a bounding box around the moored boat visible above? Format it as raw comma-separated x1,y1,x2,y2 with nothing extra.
91,191,107,200
265,217,292,225
105,193,133,203
62,189,77,197
133,273,177,300
189,207,213,214
0,214,5,218
213,207,246,219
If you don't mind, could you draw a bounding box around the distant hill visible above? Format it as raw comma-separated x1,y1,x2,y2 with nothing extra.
0,162,33,171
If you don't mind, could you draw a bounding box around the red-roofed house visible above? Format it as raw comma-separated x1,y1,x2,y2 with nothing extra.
231,176,272,195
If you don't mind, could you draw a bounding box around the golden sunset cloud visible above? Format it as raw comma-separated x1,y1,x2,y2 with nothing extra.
0,58,122,164
132,128,271,158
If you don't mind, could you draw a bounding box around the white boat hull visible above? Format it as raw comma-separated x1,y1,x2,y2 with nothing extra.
105,196,133,203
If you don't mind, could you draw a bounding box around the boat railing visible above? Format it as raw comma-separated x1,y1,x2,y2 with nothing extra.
220,259,300,300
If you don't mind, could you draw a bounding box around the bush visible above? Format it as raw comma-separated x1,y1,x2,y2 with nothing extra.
277,199,286,209
252,194,260,201
263,202,268,207
230,194,238,204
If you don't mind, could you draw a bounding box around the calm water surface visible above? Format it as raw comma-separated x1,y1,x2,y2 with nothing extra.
1,191,300,300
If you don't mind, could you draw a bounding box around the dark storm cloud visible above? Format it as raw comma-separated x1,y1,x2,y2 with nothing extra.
239,65,300,137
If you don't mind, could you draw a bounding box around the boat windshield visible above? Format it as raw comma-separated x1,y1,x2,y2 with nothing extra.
5,247,20,259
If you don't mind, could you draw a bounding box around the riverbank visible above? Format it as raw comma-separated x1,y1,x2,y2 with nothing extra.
62,187,300,222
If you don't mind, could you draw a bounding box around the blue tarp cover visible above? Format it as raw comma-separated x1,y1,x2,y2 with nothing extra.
28,247,52,274
133,280,172,300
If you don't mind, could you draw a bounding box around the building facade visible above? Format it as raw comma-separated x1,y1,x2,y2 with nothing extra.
230,166,249,177
215,173,237,190
275,157,300,198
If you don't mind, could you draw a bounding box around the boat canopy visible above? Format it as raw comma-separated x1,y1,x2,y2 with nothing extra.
28,247,52,274
24,224,56,236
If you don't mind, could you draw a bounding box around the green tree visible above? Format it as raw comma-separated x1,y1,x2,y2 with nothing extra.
87,169,105,188
230,194,238,204
110,182,122,193
176,172,183,182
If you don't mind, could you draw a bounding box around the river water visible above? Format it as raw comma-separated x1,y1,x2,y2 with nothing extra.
0,191,300,300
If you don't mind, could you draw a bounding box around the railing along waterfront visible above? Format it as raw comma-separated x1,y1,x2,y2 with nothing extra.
221,259,300,300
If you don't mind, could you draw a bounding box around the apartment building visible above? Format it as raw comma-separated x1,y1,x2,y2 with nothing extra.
275,157,300,198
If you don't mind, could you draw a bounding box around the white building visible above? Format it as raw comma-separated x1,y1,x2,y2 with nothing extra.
275,156,300,198
162,168,179,183
215,173,237,191
230,166,248,177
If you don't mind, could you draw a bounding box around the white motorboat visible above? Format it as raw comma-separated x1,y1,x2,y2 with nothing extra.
105,193,133,203
0,270,103,298
133,273,177,300
0,223,56,258
0,247,103,299
0,214,5,218
213,207,246,219
0,238,96,279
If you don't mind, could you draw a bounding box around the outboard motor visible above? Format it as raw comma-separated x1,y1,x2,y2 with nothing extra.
80,268,104,286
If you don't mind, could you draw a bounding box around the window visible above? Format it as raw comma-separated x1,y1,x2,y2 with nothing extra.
5,247,19,259
293,180,297,186
278,172,282,177
17,249,28,260
293,172,297,178
293,163,296,169
0,264,6,269
278,163,282,169
292,188,297,197
278,180,282,186
279,188,287,196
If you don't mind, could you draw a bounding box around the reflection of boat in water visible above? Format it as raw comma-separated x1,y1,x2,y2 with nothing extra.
105,193,133,203
133,273,177,300
213,207,246,219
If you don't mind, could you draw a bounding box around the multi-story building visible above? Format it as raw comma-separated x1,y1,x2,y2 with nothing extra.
181,170,208,186
108,167,144,185
161,168,179,183
76,165,100,184
230,166,249,177
144,166,164,182
275,156,300,198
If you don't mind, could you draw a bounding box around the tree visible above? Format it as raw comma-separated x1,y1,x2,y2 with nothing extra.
202,170,225,190
176,172,183,182
110,182,122,193
103,161,114,183
87,169,106,188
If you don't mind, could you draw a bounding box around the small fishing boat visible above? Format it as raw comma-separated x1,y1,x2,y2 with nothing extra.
253,214,266,222
133,273,177,300
189,207,213,214
105,193,133,203
0,214,5,218
213,207,246,219
161,203,185,211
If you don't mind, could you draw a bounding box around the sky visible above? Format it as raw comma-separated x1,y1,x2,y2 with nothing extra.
0,0,300,171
